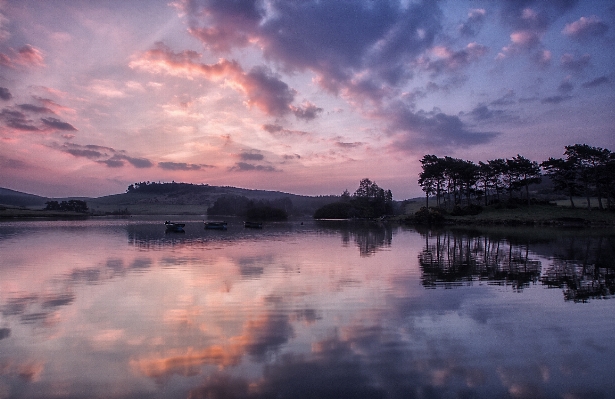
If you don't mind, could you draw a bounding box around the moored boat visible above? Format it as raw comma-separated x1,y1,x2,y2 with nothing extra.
204,221,228,230
165,221,185,232
244,221,263,229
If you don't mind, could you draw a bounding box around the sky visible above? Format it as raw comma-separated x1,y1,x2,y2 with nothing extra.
0,0,614,199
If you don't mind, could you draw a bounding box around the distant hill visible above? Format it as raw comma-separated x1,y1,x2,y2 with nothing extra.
89,182,338,216
0,188,49,208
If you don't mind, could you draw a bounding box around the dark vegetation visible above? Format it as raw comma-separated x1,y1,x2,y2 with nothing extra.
44,200,89,213
313,178,395,219
207,195,290,221
412,144,615,225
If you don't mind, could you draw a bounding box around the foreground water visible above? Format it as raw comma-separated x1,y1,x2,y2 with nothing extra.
0,217,613,399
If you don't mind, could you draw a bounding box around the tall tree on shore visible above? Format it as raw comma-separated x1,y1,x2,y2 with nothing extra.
541,157,580,208
507,155,542,205
564,144,611,210
418,155,442,208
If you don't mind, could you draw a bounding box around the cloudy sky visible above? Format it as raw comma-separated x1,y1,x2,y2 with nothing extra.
0,0,614,199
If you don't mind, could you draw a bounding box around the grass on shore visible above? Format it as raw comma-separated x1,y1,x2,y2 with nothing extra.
0,206,88,219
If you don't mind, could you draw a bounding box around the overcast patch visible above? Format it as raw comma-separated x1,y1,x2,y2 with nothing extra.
41,117,77,131
158,161,213,171
0,87,11,101
239,152,265,161
229,162,279,172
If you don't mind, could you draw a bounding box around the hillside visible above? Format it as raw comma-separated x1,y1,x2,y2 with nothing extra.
90,183,338,216
0,187,49,208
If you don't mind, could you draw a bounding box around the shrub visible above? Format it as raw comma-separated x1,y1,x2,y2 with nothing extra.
313,202,354,219
413,207,445,225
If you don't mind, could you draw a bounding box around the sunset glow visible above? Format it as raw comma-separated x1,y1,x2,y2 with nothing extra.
1,1,613,198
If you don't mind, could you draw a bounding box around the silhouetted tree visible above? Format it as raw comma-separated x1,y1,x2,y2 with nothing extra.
564,144,612,210
541,157,581,208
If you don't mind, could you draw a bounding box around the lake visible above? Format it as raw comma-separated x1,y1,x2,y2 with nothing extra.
0,217,613,399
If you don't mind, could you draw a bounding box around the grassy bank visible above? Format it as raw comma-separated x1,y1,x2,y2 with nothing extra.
0,206,88,220
403,203,615,226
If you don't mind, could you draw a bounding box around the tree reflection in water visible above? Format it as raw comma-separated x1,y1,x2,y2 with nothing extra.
316,220,392,257
418,228,615,302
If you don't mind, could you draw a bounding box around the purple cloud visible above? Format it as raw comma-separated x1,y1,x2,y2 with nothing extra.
0,87,11,101
582,76,609,88
562,16,609,40
385,103,498,151
18,104,54,114
180,1,442,99
41,117,77,131
158,162,213,171
228,162,279,172
560,53,591,72
0,108,39,131
239,152,265,161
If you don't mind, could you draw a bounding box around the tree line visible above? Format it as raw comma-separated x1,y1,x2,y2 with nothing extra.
44,200,89,213
207,195,290,221
314,178,395,219
418,144,615,210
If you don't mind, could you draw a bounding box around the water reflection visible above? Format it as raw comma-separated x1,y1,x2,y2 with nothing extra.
0,220,614,398
418,227,615,302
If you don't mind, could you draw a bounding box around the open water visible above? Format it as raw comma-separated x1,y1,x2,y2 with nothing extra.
0,217,613,398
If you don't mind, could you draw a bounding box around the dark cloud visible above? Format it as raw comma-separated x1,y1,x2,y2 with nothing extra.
0,155,29,169
262,124,283,134
469,105,505,121
0,328,10,340
229,162,279,172
239,152,264,161
0,108,39,131
41,294,75,309
458,8,486,37
114,155,153,168
558,80,574,93
290,102,323,121
97,158,125,168
243,66,296,116
385,103,498,151
65,148,104,159
41,117,77,131
158,161,212,170
490,90,516,106
52,142,152,168
582,76,609,88
562,15,609,40
0,87,11,101
560,53,590,72
541,95,573,104
18,104,54,114
181,0,442,99
335,141,364,149
262,123,309,137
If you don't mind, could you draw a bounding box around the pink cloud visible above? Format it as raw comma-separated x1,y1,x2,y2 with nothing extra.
132,43,320,119
562,16,609,40
0,45,44,69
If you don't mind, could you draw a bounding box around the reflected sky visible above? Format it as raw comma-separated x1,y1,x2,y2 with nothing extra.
0,219,613,398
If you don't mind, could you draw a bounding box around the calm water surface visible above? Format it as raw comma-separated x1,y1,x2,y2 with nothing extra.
0,217,613,399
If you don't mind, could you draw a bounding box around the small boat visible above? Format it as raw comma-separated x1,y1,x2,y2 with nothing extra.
204,221,227,230
244,221,263,229
165,221,185,232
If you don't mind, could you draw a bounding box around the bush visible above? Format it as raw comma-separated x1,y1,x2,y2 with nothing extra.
246,205,288,221
313,202,354,219
413,207,445,225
